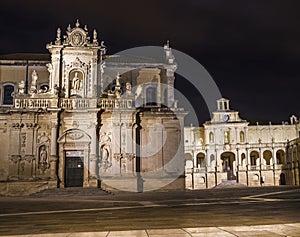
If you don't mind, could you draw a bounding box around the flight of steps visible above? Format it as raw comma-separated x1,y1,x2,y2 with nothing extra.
213,180,247,189
31,187,112,197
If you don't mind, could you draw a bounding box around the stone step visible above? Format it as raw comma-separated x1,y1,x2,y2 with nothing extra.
31,187,112,197
214,180,246,189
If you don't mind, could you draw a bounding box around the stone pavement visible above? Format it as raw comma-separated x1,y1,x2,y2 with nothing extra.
3,223,300,237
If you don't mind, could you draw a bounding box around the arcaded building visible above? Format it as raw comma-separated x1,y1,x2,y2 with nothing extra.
185,98,300,189
0,20,186,195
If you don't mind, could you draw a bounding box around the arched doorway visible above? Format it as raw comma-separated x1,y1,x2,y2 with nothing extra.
250,151,259,167
185,153,193,169
280,173,286,185
57,129,92,188
196,152,206,168
263,150,272,165
276,150,286,164
241,153,246,166
220,152,236,180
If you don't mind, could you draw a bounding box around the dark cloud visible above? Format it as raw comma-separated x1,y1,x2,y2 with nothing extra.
1,0,299,124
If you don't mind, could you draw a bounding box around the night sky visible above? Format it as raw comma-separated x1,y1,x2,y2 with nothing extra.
1,0,300,125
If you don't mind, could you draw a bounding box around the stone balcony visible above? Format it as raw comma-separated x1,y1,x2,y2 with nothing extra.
60,98,97,109
14,98,58,109
99,98,134,111
14,97,98,110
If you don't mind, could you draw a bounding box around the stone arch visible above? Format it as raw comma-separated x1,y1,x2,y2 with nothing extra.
263,150,272,165
241,153,246,166
210,154,215,167
240,131,245,143
69,69,84,97
280,173,286,185
196,152,206,168
145,85,157,106
185,153,193,169
57,129,91,144
57,129,92,188
250,150,259,166
199,176,205,184
253,174,259,181
220,151,236,180
2,83,15,105
292,146,297,162
276,149,286,164
209,132,214,143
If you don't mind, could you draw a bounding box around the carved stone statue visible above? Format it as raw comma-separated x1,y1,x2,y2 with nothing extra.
99,145,111,173
38,146,49,172
125,82,132,96
71,72,82,94
93,29,98,43
54,84,59,95
18,80,25,94
55,28,61,45
30,70,38,94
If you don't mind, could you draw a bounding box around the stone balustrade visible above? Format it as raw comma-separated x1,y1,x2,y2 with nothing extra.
60,98,97,109
14,98,57,109
99,98,133,110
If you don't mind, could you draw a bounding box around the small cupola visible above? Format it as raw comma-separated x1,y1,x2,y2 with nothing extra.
217,98,230,111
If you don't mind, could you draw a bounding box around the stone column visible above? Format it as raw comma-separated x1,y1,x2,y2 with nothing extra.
89,121,98,180
48,47,62,93
89,55,98,98
49,113,59,181
166,69,175,107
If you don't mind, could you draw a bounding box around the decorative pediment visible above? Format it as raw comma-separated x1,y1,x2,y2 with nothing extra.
72,57,85,68
58,129,91,143
60,19,99,47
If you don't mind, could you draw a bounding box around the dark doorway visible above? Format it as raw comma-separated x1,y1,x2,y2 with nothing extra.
65,156,84,187
221,152,236,180
280,173,286,185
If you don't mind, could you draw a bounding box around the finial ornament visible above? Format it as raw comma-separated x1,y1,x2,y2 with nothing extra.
93,29,98,44
75,19,80,27
164,40,170,49
55,28,61,45
67,24,71,32
116,72,121,88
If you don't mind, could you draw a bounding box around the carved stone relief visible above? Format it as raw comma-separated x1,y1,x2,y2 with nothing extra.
99,132,112,173
38,145,50,173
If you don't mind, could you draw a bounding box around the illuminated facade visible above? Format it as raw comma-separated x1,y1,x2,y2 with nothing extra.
185,98,300,189
0,20,186,195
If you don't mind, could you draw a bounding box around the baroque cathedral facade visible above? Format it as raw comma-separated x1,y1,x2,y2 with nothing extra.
0,20,186,195
1,20,300,195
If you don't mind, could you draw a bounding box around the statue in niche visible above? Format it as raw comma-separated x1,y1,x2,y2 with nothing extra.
30,70,38,94
38,145,49,172
99,145,111,173
54,84,59,95
71,72,81,91
47,63,53,82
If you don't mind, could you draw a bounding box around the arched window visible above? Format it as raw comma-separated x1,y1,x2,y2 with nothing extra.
209,132,214,143
224,131,230,143
240,131,245,143
3,84,14,105
39,83,49,92
145,86,157,106
196,153,206,168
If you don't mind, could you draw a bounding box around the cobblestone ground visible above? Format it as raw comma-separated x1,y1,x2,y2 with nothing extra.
0,186,300,236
